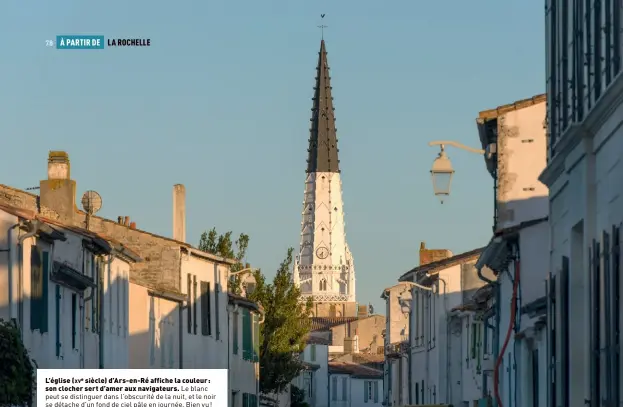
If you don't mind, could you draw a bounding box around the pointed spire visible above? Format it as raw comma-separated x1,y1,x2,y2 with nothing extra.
307,40,340,173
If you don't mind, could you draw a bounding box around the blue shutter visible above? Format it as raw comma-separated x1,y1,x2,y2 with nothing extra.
364,381,368,403
55,285,61,357
331,376,337,401
310,344,316,361
41,251,49,333
30,245,42,331
341,377,347,400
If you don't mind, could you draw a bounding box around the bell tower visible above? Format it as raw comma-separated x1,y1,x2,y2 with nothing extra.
293,39,357,318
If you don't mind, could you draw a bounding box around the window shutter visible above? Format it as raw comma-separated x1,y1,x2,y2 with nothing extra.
415,382,419,404
242,309,251,360
55,285,61,357
341,377,347,400
193,276,198,335
200,281,211,336
332,376,337,401
364,381,368,403
373,381,378,403
242,393,248,407
253,313,260,362
41,250,49,333
561,255,570,407
310,344,316,361
30,245,42,331
471,322,476,359
215,283,220,340
233,312,239,355
187,275,192,334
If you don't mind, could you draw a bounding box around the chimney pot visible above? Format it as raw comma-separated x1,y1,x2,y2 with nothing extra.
118,216,123,224
173,184,186,243
420,241,426,250
124,216,130,226
130,222,136,229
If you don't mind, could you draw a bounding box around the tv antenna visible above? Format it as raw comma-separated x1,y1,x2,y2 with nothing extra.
81,190,102,230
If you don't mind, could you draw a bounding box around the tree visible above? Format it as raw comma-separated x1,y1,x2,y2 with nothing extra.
198,227,249,295
247,248,313,395
290,385,310,407
198,229,312,395
0,319,35,406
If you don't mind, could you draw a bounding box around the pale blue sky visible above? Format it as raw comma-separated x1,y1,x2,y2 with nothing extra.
0,1,543,313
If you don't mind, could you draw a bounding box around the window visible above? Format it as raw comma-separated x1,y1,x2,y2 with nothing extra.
310,344,316,362
363,380,378,403
30,247,49,333
71,293,77,349
233,311,239,355
187,274,192,334
320,279,327,291
200,281,211,336
242,393,257,407
303,371,313,398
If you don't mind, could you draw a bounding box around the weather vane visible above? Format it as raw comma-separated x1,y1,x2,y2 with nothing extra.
317,14,327,40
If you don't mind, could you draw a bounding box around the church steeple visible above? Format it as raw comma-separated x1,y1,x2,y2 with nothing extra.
294,39,357,318
307,40,340,174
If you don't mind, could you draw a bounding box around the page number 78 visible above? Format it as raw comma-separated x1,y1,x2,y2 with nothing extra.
45,40,54,47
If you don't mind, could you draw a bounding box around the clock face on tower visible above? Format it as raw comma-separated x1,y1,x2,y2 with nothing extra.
316,246,329,260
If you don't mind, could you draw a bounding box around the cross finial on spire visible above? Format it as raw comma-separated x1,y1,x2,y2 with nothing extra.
317,14,327,40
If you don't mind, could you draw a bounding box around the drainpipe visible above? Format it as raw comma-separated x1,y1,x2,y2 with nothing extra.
17,222,38,333
0,222,22,321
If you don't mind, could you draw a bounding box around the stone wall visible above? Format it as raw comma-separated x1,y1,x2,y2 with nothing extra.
0,183,182,293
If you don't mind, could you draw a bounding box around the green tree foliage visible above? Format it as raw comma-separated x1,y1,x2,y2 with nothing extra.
198,227,249,295
290,385,310,407
247,248,313,395
0,319,35,406
198,229,312,395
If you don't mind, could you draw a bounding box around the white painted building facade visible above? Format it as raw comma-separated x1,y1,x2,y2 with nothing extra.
398,249,485,406
292,340,330,407
540,1,623,406
474,95,550,407
328,362,383,407
0,203,139,370
228,293,262,407
381,284,410,407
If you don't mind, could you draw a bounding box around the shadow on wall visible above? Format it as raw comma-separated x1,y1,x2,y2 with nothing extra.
0,227,180,370
0,247,132,369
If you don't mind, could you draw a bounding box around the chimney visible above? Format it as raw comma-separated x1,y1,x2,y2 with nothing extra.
124,216,130,226
40,151,77,221
117,216,123,224
130,222,136,229
419,240,453,266
173,184,186,242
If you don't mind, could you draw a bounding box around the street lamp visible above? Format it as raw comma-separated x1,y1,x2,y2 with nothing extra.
396,281,436,315
428,140,486,203
229,267,259,295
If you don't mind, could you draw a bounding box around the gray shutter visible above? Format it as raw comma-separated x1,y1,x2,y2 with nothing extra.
373,381,379,403
332,376,337,401
364,381,368,402
341,377,347,400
